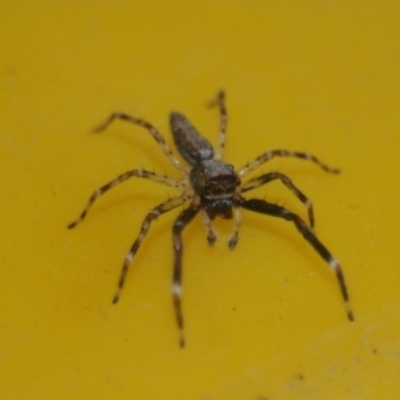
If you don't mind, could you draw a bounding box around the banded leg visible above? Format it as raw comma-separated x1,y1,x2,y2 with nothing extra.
113,193,191,304
228,205,242,249
240,197,354,321
209,90,227,160
172,206,200,348
68,169,186,229
237,150,341,178
93,112,189,173
200,209,217,246
240,171,315,227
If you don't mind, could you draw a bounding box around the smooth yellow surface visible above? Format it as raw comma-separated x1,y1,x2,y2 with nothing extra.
1,2,400,399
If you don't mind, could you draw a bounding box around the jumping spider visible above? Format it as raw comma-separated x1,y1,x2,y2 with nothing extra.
68,91,354,347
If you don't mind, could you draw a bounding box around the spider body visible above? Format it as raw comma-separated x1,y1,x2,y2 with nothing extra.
190,160,240,201
68,91,354,348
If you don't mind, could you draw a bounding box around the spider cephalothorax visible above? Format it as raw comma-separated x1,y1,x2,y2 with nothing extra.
68,91,354,348
190,159,239,198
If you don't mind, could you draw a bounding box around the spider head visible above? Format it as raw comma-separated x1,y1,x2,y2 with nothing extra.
189,159,240,199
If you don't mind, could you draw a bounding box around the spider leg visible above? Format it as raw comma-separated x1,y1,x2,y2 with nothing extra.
200,209,217,246
68,169,187,229
208,90,227,160
172,205,201,348
93,112,189,173
113,192,191,304
239,197,354,321
237,150,341,178
228,204,242,249
240,171,315,227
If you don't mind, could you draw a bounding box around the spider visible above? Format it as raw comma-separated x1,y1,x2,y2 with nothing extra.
68,91,354,347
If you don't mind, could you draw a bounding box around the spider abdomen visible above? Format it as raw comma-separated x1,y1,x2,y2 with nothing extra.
170,112,214,164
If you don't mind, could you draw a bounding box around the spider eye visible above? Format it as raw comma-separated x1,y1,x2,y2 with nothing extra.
207,180,238,197
212,186,223,194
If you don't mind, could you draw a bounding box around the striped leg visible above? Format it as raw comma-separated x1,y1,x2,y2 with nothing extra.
209,90,227,160
200,209,217,246
113,193,190,304
237,150,341,178
240,198,354,322
93,112,189,173
240,171,315,227
228,205,242,249
68,169,186,229
172,206,200,348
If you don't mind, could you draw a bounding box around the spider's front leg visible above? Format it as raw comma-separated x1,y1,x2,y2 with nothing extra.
113,193,190,304
172,204,200,348
240,171,315,228
240,197,354,322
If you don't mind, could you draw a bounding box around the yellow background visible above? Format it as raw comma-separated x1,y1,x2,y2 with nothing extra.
1,1,400,399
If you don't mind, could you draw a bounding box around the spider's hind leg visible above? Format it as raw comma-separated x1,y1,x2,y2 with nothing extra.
208,90,227,160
